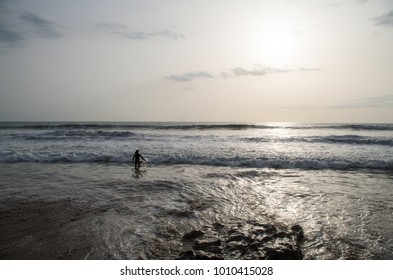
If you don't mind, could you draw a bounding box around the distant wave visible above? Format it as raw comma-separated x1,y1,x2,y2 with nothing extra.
4,130,392,146
0,123,270,130
1,122,393,131
244,135,393,146
2,130,140,141
326,124,393,131
44,130,137,139
2,129,392,146
318,135,393,145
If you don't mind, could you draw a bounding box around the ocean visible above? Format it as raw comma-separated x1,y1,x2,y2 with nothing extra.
0,122,392,259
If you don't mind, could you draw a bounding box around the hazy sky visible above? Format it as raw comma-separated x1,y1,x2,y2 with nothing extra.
1,0,392,122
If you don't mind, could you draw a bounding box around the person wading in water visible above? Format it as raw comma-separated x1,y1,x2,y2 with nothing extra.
132,149,146,169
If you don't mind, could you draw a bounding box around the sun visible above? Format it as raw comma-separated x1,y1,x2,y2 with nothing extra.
245,19,302,67
265,30,297,62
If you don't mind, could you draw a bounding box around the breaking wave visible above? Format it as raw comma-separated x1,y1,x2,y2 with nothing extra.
1,152,392,171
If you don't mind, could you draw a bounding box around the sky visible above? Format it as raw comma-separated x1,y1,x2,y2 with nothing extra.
0,0,392,123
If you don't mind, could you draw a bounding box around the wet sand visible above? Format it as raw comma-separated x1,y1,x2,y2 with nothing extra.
0,199,95,259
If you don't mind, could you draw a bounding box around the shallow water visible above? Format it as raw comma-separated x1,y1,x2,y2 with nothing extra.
0,162,392,259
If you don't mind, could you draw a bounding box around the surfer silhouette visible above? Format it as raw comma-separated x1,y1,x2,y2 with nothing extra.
132,149,146,169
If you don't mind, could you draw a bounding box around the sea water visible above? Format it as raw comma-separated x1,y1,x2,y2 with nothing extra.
0,122,392,259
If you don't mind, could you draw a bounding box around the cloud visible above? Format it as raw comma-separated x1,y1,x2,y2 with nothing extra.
0,9,63,48
96,22,129,31
166,65,322,83
373,10,393,27
230,65,293,77
119,29,184,40
165,71,214,82
98,22,184,41
231,67,268,76
0,25,24,45
355,0,369,4
20,12,63,38
0,1,23,45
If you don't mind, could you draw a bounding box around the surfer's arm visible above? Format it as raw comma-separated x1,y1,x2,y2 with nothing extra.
140,155,146,161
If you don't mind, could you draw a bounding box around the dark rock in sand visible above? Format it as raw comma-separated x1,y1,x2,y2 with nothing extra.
182,230,204,240
212,222,225,229
193,237,222,250
178,221,304,260
264,246,303,260
273,231,291,239
291,224,304,242
260,235,274,243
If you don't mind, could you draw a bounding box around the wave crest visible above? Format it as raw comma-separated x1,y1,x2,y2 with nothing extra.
1,152,391,171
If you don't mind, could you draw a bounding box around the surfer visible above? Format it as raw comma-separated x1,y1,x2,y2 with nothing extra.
132,149,146,169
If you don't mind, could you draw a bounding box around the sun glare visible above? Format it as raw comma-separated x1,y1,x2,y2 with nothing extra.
245,17,302,67
264,30,297,64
